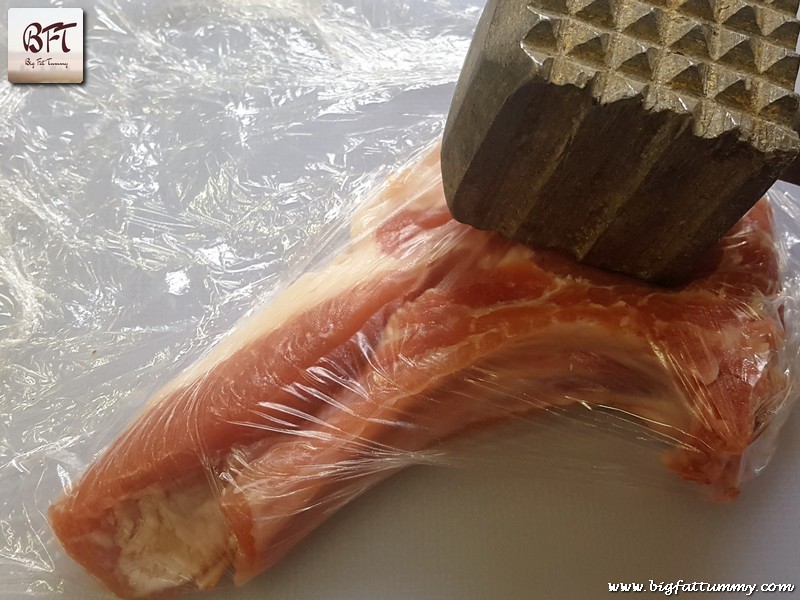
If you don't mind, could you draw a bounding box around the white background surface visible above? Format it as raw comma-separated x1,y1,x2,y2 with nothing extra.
2,1,799,599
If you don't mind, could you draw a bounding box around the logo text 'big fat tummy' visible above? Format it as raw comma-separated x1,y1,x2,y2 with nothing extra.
8,8,84,84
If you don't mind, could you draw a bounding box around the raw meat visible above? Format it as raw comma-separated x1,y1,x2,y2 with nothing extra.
49,146,787,599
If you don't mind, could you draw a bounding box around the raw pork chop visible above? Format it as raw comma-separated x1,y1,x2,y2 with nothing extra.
49,146,787,599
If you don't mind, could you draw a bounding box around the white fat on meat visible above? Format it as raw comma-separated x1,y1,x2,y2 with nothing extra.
114,482,233,597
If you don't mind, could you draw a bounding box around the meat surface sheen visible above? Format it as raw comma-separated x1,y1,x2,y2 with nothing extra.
49,146,788,599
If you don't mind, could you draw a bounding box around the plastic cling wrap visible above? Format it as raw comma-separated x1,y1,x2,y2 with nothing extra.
3,1,800,599
40,141,797,598
41,174,800,592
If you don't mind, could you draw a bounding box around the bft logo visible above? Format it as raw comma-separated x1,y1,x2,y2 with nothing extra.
23,21,78,54
8,8,84,84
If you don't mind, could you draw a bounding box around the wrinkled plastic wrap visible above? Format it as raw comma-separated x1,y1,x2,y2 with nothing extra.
3,0,800,599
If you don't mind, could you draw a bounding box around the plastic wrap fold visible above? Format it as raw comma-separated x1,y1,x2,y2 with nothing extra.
2,1,800,599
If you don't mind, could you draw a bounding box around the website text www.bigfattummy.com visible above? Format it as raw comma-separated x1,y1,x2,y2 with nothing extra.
608,580,795,595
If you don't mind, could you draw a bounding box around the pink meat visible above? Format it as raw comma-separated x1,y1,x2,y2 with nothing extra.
49,146,787,599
